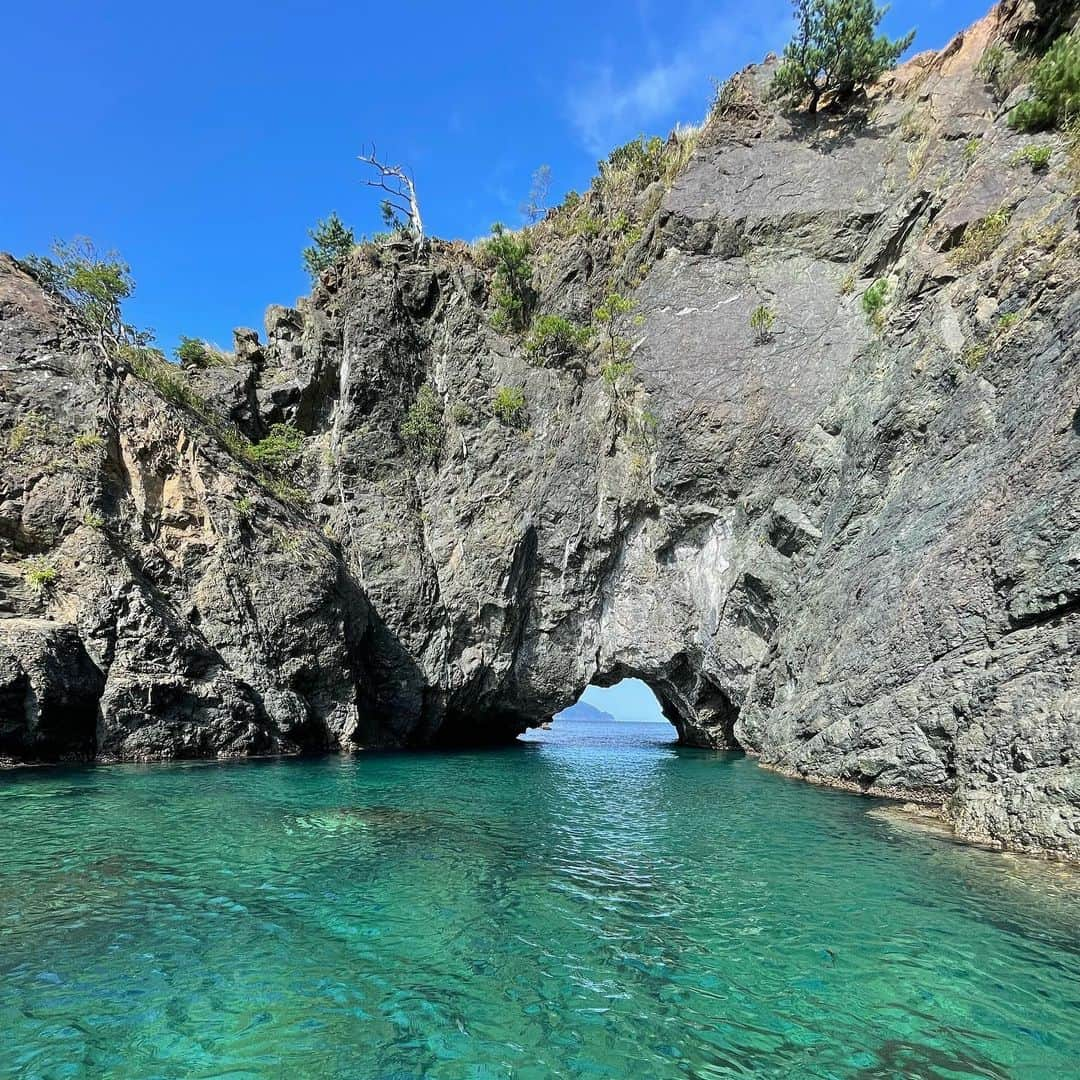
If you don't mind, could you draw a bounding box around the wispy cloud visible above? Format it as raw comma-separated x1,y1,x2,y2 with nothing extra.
567,3,789,156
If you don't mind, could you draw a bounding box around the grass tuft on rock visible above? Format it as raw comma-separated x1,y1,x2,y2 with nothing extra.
492,386,526,426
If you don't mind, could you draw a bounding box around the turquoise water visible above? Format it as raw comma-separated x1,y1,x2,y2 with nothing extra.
1,720,1078,1079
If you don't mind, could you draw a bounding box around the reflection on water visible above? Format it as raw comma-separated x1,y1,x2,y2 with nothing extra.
1,719,1077,1078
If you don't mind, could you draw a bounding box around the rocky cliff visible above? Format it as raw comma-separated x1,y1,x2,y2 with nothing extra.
1,0,1077,859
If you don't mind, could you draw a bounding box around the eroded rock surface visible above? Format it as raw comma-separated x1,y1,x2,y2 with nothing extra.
0,1,1076,859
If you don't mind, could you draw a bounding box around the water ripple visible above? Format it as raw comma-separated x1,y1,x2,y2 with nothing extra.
1,722,1078,1078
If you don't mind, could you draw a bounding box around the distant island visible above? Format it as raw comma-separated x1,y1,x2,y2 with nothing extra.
555,701,615,724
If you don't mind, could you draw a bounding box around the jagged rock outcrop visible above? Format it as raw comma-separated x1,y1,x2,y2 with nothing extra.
0,619,103,761
0,1,1077,859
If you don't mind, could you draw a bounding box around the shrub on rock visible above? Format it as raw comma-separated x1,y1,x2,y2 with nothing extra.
1009,32,1080,132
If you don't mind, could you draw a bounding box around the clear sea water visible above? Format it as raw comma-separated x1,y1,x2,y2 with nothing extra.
1,719,1078,1079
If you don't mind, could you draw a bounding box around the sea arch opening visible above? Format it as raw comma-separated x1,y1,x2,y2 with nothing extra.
545,663,743,751
553,677,676,736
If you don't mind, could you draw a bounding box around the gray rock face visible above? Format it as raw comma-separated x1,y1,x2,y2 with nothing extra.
0,2,1076,859
0,619,103,761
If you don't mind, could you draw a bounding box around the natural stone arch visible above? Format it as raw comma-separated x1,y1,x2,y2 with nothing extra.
584,660,741,750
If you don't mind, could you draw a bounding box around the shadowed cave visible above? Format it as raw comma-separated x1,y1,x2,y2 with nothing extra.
429,662,743,751
583,667,742,750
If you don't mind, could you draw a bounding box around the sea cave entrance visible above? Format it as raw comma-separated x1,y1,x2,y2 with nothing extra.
551,678,677,738
432,661,741,750
545,663,743,750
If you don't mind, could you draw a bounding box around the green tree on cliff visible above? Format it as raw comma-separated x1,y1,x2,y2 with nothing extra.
24,237,148,353
302,212,355,283
770,0,915,114
485,223,535,333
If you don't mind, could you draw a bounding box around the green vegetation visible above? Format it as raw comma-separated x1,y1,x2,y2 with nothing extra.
73,431,104,453
898,107,928,142
1009,144,1052,171
400,384,443,464
176,336,211,367
601,359,635,395
1064,120,1080,192
840,271,856,295
545,127,695,250
492,386,526,426
612,222,644,262
1008,32,1080,132
6,412,56,455
770,0,914,114
264,477,308,507
629,407,659,449
961,343,989,370
24,238,147,350
247,424,305,471
216,427,252,463
380,200,405,231
749,304,776,344
976,44,1032,102
122,346,203,409
7,421,31,454
906,135,931,179
18,241,187,452
175,336,229,368
571,214,603,239
82,510,105,529
485,224,535,333
658,127,700,187
104,331,310,510
711,74,753,118
997,311,1021,331
302,212,355,283
449,401,474,426
963,138,981,166
24,558,59,592
72,431,104,470
598,130,699,201
1020,213,1068,252
594,291,636,369
600,135,665,197
235,496,255,523
558,190,581,214
861,278,890,330
525,315,590,364
949,208,1010,269
548,190,583,236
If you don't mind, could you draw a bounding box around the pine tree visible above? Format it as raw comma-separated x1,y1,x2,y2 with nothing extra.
486,224,535,333
770,0,915,114
301,212,355,283
1009,32,1080,131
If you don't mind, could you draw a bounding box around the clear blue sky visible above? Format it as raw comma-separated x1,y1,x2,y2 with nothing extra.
580,679,668,724
2,0,989,356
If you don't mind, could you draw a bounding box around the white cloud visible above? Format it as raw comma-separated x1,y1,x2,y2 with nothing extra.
567,3,789,156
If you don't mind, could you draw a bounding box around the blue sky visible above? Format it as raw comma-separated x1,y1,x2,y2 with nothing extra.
3,0,989,356
580,679,667,724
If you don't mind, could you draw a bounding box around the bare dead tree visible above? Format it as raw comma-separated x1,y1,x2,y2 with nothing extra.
520,164,551,224
358,146,424,250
